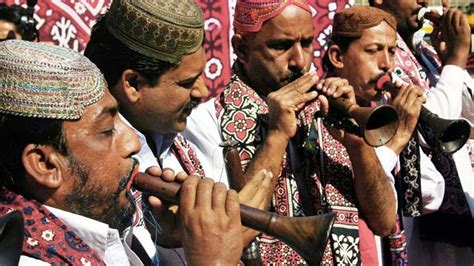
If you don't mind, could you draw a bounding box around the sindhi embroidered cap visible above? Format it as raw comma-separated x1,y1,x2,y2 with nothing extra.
234,0,311,33
332,6,397,38
106,0,204,64
0,40,105,120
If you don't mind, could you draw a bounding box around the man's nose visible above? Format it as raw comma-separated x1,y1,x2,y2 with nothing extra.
288,43,307,73
118,119,141,158
191,76,209,99
379,51,392,73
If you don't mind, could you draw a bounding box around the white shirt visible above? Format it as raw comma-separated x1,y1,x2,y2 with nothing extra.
375,145,445,213
402,54,474,264
420,64,474,217
19,206,158,265
166,100,227,184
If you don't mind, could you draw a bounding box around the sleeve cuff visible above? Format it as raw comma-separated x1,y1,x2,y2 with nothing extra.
375,146,398,174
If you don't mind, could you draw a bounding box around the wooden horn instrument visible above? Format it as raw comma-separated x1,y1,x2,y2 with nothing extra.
222,140,262,265
327,93,400,147
133,172,336,265
376,74,470,154
290,72,399,147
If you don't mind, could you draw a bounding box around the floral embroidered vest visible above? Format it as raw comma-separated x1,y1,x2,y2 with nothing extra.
214,73,362,265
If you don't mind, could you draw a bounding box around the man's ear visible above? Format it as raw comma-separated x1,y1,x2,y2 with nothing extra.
327,44,345,70
22,144,67,189
117,69,145,104
232,34,248,64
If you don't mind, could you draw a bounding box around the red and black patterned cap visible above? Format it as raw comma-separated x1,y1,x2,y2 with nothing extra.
234,0,311,33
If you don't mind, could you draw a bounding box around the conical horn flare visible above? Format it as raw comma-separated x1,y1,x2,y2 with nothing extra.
377,74,470,154
418,108,470,154
350,105,400,147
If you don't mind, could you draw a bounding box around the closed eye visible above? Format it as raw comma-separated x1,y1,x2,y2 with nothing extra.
102,128,116,137
365,48,379,54
301,38,313,48
178,80,196,89
389,47,396,56
177,75,200,89
267,40,293,51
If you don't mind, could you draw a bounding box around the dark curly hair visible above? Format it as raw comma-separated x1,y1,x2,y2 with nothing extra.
84,15,177,89
0,3,38,41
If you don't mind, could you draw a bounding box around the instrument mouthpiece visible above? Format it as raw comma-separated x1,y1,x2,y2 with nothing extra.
375,74,392,91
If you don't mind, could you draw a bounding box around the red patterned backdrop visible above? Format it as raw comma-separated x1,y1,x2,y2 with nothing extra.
2,0,351,97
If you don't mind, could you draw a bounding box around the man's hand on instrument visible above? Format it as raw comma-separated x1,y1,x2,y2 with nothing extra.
316,77,360,146
146,166,188,247
180,175,243,265
146,166,188,207
432,8,471,67
238,169,274,210
385,82,425,155
238,169,274,245
266,72,320,141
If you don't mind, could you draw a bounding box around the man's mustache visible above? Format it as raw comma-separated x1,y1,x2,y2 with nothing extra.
368,73,388,86
288,71,305,83
183,99,199,112
117,158,138,194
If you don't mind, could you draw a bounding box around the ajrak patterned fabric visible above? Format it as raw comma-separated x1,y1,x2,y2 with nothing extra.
384,135,421,266
0,187,105,265
393,35,431,91
233,0,311,33
214,71,361,265
0,40,105,120
384,214,408,266
171,134,206,177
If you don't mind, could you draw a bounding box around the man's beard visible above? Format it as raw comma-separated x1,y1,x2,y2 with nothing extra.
64,155,136,233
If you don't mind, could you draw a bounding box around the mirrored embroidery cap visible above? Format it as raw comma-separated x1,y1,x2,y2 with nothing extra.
0,40,105,120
